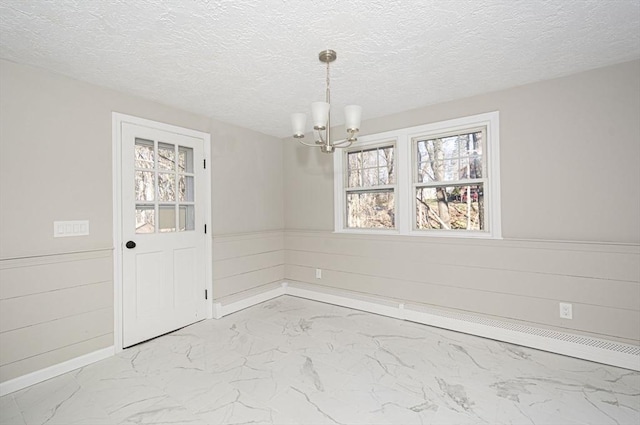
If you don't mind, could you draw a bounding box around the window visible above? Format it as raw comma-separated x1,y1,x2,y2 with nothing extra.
345,143,396,229
334,112,501,238
414,129,485,231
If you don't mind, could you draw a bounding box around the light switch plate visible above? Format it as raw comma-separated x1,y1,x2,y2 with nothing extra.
54,220,89,237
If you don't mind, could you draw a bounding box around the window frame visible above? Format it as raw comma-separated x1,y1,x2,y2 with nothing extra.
333,111,501,239
334,133,399,234
339,138,399,233
412,125,488,234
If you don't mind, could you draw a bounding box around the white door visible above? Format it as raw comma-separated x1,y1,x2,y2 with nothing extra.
121,122,207,347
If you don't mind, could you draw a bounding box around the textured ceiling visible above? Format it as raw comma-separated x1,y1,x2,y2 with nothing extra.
1,0,639,138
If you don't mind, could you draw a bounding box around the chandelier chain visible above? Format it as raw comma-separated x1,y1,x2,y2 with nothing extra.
326,58,331,104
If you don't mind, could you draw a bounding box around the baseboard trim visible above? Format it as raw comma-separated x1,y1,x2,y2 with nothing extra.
212,283,288,318
287,283,405,320
0,346,115,397
400,306,640,371
4,279,638,395
217,281,639,371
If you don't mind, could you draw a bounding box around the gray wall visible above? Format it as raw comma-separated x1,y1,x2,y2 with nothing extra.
1,57,638,385
284,60,640,344
209,118,285,302
0,59,284,382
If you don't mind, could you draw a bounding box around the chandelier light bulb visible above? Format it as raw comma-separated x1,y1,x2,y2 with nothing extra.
291,113,307,138
344,105,362,131
311,102,330,130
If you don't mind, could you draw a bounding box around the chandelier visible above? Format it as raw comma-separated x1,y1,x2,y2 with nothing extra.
291,50,362,153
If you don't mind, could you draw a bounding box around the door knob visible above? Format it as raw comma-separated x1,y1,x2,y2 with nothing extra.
125,241,136,249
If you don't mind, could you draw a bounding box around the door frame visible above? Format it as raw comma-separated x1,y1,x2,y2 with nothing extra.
112,112,213,352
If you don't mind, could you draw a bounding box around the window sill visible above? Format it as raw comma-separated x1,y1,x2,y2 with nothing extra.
333,228,502,240
333,228,401,236
409,230,502,240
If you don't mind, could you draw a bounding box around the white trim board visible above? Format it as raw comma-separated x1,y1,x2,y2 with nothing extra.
0,346,114,397
213,281,640,371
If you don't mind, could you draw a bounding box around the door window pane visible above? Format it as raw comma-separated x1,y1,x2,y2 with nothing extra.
158,143,176,171
179,205,195,231
159,205,176,232
178,176,194,202
135,139,154,169
135,171,155,201
158,173,176,202
135,205,155,233
178,146,194,173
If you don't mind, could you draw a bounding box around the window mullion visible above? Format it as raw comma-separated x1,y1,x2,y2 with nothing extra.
334,149,345,232
397,130,411,234
345,185,396,194
415,177,484,189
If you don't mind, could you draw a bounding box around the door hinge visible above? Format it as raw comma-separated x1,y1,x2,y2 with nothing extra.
205,289,208,300
203,159,206,169
204,224,207,234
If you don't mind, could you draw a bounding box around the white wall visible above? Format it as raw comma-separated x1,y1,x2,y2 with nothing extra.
283,60,640,344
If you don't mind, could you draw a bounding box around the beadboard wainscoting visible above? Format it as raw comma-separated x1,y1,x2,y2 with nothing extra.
284,230,640,347
212,230,285,300
0,250,114,394
2,229,638,395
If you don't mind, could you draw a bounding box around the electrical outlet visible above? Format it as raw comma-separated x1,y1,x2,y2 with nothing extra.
315,268,322,279
559,302,573,319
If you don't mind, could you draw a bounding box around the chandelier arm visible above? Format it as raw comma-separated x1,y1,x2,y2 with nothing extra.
297,139,323,148
333,139,353,148
316,129,327,145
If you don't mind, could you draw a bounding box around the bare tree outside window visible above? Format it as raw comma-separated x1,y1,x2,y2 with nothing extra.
415,130,485,231
345,144,395,229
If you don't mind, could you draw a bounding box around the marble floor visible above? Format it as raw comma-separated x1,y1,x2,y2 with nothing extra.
1,296,639,425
